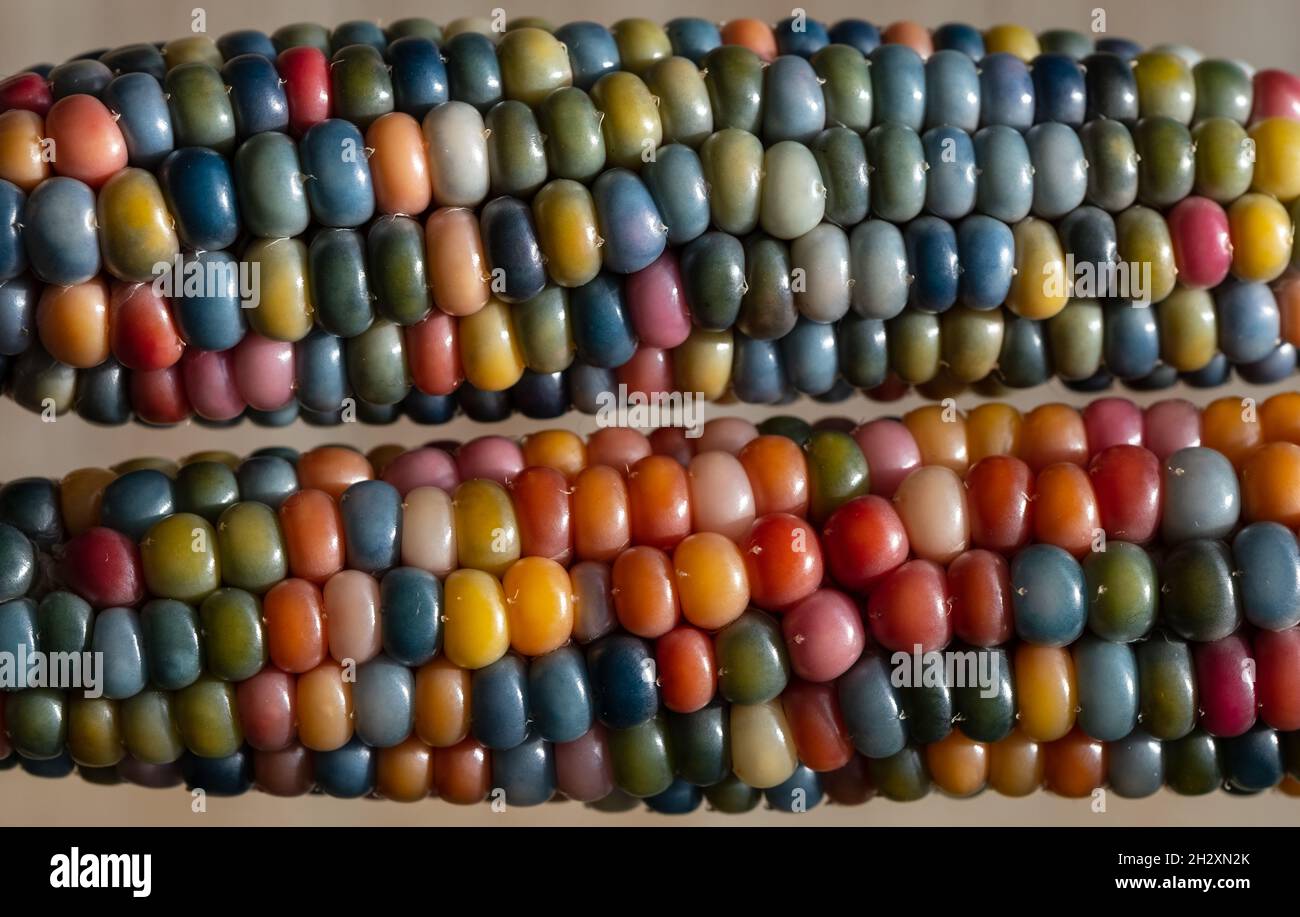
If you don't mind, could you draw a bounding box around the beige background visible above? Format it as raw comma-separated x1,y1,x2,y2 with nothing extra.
2,0,1299,825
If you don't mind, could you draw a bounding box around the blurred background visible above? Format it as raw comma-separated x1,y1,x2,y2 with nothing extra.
1,0,1298,825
